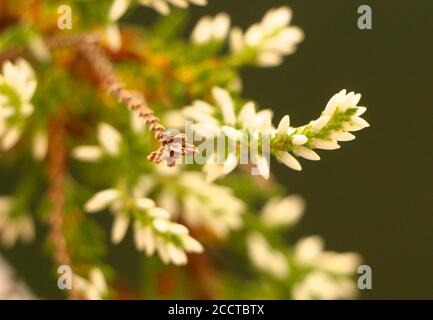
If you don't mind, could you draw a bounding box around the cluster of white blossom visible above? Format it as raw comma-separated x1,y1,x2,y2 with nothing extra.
247,232,289,280
128,166,246,239
189,6,304,67
247,195,304,279
292,235,361,300
0,59,42,154
73,268,108,300
84,182,203,266
245,196,361,300
183,86,274,182
109,0,207,20
178,172,245,238
230,7,304,67
294,236,361,275
183,87,369,179
107,0,207,50
273,89,369,171
0,197,35,248
260,195,305,228
191,13,231,45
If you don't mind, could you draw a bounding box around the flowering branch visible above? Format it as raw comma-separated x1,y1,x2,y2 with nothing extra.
183,87,369,181
271,89,369,170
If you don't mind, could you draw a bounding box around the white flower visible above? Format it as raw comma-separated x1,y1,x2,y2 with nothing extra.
310,139,340,150
247,232,289,279
109,0,130,22
0,254,35,299
230,7,304,67
73,268,108,300
293,229,360,299
212,87,236,126
180,172,245,238
72,123,122,162
294,235,324,266
0,126,21,151
203,151,238,183
323,90,361,116
130,110,145,133
108,0,208,21
0,59,37,110
292,134,308,146
292,271,357,300
261,195,305,227
98,123,122,156
238,102,273,130
272,89,368,170
84,182,203,265
111,214,130,244
315,251,362,274
156,188,179,218
183,87,274,181
32,130,48,160
310,116,331,133
323,89,369,131
182,100,220,137
133,222,156,255
105,24,122,52
294,235,361,275
293,147,320,161
138,0,207,16
254,154,270,180
135,219,203,265
184,87,273,134
345,116,370,132
133,175,156,198
28,36,51,63
276,151,302,171
0,59,37,151
329,131,355,142
191,13,231,45
0,197,35,248
84,189,120,213
276,115,291,136
72,146,103,162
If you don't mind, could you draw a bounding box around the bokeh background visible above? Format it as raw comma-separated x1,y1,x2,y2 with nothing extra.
2,0,432,299
208,0,432,299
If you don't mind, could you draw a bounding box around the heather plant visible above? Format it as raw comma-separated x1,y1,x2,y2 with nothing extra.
0,0,369,299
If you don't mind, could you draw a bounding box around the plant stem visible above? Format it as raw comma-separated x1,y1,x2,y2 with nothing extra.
47,112,78,299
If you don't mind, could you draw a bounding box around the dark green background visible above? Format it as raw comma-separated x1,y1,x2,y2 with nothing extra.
3,0,432,299
197,0,432,299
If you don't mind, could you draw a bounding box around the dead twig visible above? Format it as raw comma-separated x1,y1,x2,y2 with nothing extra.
45,34,197,167
47,113,78,300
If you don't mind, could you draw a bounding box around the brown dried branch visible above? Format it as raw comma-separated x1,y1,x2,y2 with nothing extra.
47,113,78,300
45,34,197,167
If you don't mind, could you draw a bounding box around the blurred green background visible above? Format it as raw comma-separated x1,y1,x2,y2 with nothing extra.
2,0,432,299
194,0,433,299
